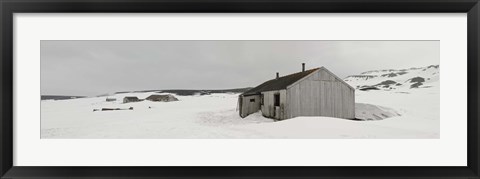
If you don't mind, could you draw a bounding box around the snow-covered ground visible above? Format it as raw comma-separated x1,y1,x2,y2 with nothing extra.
41,65,439,139
41,90,438,139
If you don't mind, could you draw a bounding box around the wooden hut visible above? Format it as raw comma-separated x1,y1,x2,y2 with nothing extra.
123,96,139,103
106,97,116,102
238,64,355,120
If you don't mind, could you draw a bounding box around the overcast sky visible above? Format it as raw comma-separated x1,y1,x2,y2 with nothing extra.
41,40,439,96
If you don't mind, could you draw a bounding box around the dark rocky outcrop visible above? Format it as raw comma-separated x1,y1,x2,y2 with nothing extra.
374,80,399,88
359,86,380,91
381,73,397,77
407,77,425,88
146,94,179,102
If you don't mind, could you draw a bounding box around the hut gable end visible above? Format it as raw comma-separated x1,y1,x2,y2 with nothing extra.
286,67,354,90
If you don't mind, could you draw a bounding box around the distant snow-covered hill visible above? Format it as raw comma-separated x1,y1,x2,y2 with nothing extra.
343,65,439,91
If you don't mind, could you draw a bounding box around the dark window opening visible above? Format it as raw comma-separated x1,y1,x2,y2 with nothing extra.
250,98,255,102
274,93,280,107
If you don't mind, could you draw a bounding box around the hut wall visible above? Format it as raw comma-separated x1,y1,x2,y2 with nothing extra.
286,69,355,119
260,90,287,120
239,95,261,118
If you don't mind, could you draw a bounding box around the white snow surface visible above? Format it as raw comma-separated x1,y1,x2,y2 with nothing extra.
41,85,439,139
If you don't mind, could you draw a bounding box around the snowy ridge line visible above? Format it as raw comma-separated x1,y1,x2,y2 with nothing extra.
344,64,439,91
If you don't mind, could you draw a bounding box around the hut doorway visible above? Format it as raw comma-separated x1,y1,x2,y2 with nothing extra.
274,93,280,107
274,93,280,119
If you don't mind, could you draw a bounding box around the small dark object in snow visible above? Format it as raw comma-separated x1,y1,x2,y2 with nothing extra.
93,107,133,112
101,108,119,111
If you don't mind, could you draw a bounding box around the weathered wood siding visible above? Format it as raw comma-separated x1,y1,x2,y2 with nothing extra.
260,90,287,120
286,69,355,119
239,95,261,118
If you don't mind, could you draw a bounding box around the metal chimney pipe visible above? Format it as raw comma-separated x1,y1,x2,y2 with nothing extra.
302,63,305,72
276,72,279,79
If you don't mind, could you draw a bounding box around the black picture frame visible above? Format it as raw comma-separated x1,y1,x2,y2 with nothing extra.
1,0,479,178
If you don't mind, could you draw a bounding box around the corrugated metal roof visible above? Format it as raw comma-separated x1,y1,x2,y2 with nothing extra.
242,68,320,96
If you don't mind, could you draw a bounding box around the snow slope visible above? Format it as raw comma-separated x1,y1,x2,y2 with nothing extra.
344,65,439,90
